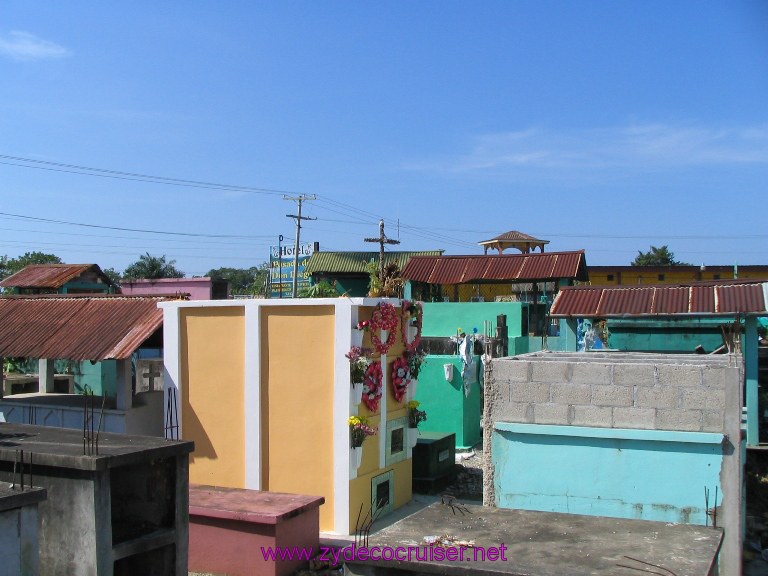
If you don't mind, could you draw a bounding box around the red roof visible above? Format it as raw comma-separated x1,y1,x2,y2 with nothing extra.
401,251,588,284
549,279,768,317
0,264,114,289
0,294,174,360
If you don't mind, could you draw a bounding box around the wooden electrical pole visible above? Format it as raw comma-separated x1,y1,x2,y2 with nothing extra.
364,219,400,285
284,194,316,297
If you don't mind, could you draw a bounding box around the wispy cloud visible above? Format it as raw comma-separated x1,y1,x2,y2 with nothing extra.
410,124,768,174
0,31,71,62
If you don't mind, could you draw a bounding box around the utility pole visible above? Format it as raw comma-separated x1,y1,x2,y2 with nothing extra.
364,219,400,286
285,194,316,297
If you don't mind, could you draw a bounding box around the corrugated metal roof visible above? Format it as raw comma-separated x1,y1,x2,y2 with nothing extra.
401,251,588,284
0,295,172,360
0,264,114,289
304,251,442,275
549,279,768,317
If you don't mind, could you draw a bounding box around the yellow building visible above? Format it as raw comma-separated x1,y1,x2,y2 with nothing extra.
587,265,768,286
159,297,414,534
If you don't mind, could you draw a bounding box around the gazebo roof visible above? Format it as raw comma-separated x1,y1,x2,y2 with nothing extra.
478,231,549,254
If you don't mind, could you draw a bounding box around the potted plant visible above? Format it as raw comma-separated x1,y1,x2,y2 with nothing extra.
346,346,370,407
349,415,377,471
406,400,427,448
352,319,370,347
406,350,426,400
401,300,423,351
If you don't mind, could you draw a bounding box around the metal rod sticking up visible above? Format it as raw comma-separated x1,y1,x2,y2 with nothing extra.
165,387,180,440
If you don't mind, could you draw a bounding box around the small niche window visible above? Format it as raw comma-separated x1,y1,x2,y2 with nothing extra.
370,470,394,517
657,274,665,281
385,417,407,466
607,274,614,282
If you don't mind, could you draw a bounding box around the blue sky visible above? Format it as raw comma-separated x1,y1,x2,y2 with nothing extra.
1,1,767,276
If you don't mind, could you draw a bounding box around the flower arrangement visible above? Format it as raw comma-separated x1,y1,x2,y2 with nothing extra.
356,319,371,332
349,415,377,448
362,360,383,412
400,300,423,352
345,346,370,384
406,400,427,428
391,355,411,403
406,349,426,379
369,302,398,354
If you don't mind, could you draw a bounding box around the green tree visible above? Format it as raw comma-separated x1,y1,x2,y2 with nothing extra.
206,264,269,295
102,267,122,286
123,253,184,280
631,245,688,266
0,251,63,280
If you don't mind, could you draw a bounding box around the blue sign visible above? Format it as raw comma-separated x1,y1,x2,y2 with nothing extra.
269,242,316,298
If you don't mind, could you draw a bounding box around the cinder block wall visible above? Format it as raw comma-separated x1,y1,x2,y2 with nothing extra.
483,351,743,576
485,352,739,433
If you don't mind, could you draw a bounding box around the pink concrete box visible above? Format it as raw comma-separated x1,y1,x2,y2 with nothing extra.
189,484,324,576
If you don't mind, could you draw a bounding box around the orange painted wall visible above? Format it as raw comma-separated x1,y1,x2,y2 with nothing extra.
261,305,336,530
181,307,246,487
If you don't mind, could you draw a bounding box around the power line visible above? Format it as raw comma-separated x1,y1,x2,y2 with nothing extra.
0,225,280,247
0,211,273,239
0,155,297,196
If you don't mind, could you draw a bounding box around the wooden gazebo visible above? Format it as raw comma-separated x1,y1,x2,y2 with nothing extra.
478,231,549,255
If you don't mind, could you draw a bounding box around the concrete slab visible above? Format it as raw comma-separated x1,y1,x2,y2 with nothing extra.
0,422,194,470
344,502,722,576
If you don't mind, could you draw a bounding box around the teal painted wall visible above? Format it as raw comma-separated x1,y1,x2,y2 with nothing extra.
415,355,482,449
493,424,723,525
422,302,525,338
607,318,728,353
74,360,117,396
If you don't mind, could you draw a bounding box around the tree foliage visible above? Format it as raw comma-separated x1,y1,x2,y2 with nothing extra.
299,280,340,298
0,251,63,281
631,245,688,266
101,267,122,286
123,253,184,280
206,264,269,295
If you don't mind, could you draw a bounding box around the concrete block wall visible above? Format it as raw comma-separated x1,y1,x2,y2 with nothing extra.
482,351,744,576
486,352,741,433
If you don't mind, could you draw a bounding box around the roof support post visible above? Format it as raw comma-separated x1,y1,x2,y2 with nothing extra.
745,316,759,446
115,359,132,411
38,359,55,394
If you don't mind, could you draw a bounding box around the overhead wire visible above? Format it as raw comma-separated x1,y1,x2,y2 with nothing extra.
2,154,765,266
0,211,275,239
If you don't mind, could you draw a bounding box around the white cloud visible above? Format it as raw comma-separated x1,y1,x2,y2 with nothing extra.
0,31,71,61
414,123,768,174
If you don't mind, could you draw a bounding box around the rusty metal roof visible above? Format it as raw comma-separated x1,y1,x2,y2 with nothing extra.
0,264,115,289
549,279,768,317
0,295,173,360
401,251,588,284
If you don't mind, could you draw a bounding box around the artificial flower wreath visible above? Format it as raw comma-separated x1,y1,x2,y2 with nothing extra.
369,302,399,354
400,300,423,352
361,359,383,412
391,355,411,403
